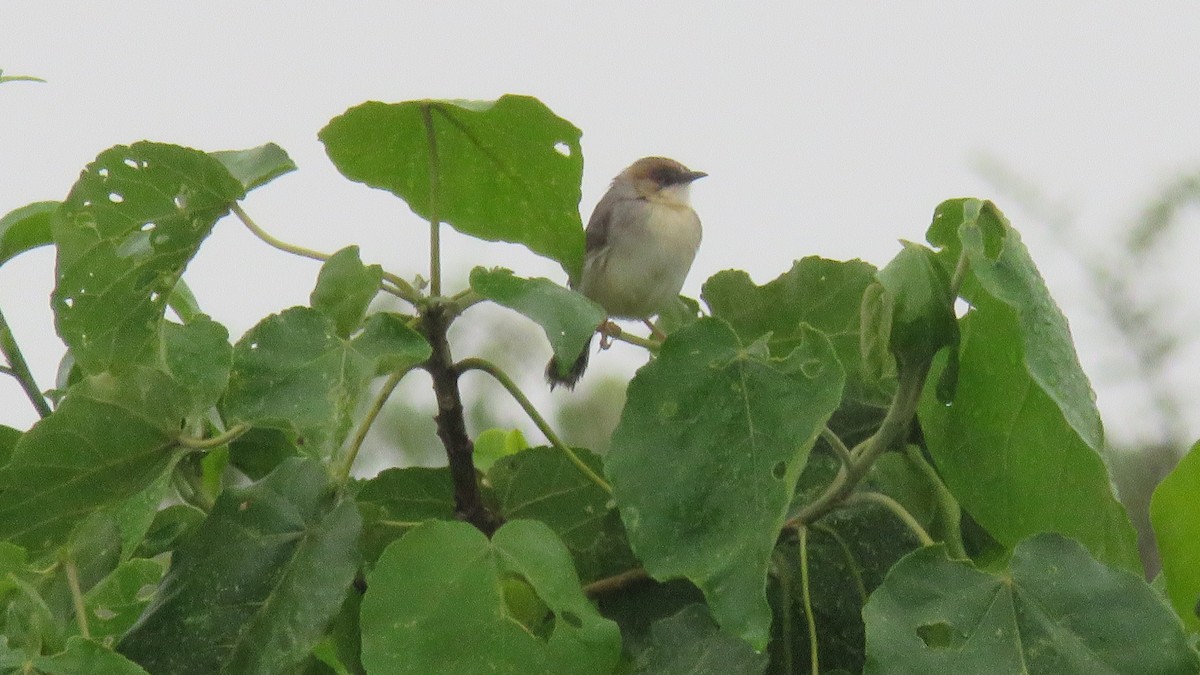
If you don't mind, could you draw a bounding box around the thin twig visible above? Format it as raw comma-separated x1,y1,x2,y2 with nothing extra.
335,365,419,484
821,426,853,468
457,357,613,494
582,567,650,598
64,559,90,639
848,491,934,547
0,306,52,418
231,203,419,303
798,527,819,675
421,103,442,298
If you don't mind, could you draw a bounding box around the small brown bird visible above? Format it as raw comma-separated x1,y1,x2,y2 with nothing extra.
547,156,706,389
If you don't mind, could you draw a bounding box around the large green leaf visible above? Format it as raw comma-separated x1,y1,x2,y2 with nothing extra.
52,142,245,372
606,318,844,649
702,257,886,406
920,199,1139,571
487,446,635,583
0,201,57,266
863,534,1198,674
209,143,296,191
0,368,187,555
470,267,604,376
310,246,383,338
1150,439,1200,632
361,519,620,675
79,558,165,641
320,96,585,275
118,458,361,675
926,198,1102,447
634,604,768,675
919,289,1139,572
221,307,430,461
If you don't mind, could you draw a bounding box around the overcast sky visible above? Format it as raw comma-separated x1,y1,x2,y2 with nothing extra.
2,2,1198,450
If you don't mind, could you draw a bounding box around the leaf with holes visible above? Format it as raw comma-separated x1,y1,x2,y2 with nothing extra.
0,367,187,556
51,143,245,372
470,267,604,380
0,200,58,266
118,458,361,675
606,318,844,649
863,534,1198,674
320,96,585,275
361,519,620,675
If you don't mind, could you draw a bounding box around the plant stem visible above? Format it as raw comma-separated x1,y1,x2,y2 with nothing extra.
848,491,935,547
421,304,500,534
0,306,52,418
821,426,853,467
798,526,819,675
903,444,967,558
787,362,930,529
421,103,442,298
611,330,660,353
457,357,613,494
64,558,90,639
177,422,251,450
813,523,868,603
582,567,650,598
231,203,419,303
949,247,970,299
335,365,418,484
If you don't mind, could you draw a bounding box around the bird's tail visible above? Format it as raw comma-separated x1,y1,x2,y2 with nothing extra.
546,335,593,390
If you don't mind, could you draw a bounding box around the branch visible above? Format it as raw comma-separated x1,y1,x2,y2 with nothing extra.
421,103,442,298
457,357,613,494
176,422,251,450
786,361,930,529
847,491,934,547
421,304,500,535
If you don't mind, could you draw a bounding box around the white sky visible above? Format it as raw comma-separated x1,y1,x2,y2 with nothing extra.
2,2,1198,450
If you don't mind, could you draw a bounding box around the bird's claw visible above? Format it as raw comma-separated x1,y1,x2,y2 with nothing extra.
598,320,621,349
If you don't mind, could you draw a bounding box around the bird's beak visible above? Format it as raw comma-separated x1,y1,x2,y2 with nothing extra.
684,170,708,182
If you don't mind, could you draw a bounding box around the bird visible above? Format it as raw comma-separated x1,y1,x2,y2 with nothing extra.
547,156,706,389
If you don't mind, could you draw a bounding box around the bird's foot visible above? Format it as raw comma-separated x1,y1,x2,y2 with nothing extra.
598,320,622,349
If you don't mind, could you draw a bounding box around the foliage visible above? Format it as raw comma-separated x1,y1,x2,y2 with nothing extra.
0,93,1196,675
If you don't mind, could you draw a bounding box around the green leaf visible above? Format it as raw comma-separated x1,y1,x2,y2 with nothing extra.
222,307,426,460
1,636,150,675
209,142,297,191
863,534,1199,674
606,318,845,649
349,312,432,375
0,201,57,266
470,266,604,378
875,243,957,368
80,558,165,641
927,198,1102,448
310,246,383,338
0,425,20,467
0,368,187,555
105,467,174,561
919,291,1140,572
160,314,232,415
118,458,361,675
52,142,245,373
634,604,768,675
1150,439,1200,632
320,96,585,275
702,257,888,406
487,446,635,583
361,519,620,675
473,427,529,473
356,467,457,565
